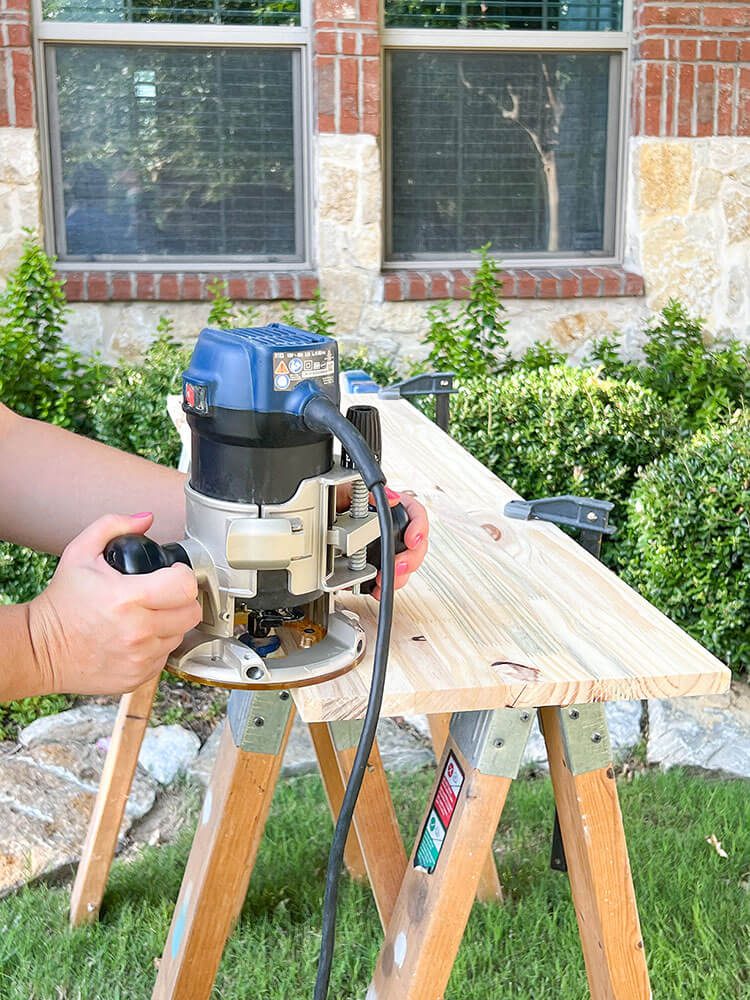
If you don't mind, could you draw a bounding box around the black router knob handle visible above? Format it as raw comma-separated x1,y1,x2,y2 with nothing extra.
362,502,411,594
104,534,191,575
342,405,382,468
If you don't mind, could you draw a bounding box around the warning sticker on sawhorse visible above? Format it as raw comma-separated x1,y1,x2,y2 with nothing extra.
414,751,464,874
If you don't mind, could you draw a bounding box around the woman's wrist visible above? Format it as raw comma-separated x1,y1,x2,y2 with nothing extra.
25,595,60,696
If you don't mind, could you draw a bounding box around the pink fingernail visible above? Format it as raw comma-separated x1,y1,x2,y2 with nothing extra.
132,512,152,518
397,560,409,574
385,487,401,501
414,533,424,545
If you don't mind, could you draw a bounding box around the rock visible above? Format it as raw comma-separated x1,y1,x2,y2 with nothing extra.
0,739,156,896
138,725,201,786
647,683,750,779
19,705,118,747
374,718,434,773
186,722,224,788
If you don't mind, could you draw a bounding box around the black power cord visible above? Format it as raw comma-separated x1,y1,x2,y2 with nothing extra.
303,396,396,1000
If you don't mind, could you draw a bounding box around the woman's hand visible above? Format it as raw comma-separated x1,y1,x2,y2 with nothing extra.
28,512,202,696
370,489,429,600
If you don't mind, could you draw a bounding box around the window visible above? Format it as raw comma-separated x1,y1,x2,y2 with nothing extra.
36,0,309,266
384,1,628,264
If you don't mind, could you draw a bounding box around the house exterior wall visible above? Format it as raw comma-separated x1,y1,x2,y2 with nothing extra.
0,0,748,364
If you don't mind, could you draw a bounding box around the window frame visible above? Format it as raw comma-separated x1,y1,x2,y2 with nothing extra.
32,0,314,272
382,1,632,270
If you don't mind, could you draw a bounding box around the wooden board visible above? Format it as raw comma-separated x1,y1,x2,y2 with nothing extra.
294,395,730,723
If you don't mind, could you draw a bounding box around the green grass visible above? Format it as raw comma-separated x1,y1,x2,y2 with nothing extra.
0,769,748,999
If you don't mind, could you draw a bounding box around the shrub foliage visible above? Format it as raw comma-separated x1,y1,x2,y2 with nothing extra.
622,414,750,673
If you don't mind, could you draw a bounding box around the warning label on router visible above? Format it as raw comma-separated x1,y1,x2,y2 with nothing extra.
272,348,335,391
414,752,464,874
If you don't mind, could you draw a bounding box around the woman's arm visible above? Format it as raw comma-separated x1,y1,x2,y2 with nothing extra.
0,403,186,555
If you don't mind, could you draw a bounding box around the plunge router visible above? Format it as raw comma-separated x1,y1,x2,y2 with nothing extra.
104,321,405,690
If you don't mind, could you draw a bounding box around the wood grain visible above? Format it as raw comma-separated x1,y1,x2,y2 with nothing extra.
152,707,295,1000
540,707,651,999
70,676,159,926
334,737,407,928
308,722,369,883
294,395,730,723
369,738,514,1000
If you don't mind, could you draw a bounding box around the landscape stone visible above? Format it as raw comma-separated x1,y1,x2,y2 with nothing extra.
647,683,750,779
138,725,201,785
19,704,118,747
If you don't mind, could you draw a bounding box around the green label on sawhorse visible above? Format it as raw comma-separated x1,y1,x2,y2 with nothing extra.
414,751,464,874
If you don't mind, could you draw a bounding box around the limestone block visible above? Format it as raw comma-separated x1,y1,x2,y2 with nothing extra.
319,163,360,225
722,185,750,245
693,167,723,211
641,215,720,316
637,141,693,219
0,129,40,187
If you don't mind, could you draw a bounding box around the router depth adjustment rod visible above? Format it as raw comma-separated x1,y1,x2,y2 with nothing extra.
101,323,401,1000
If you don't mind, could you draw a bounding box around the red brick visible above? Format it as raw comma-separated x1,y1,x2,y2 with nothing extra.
87,273,109,301
6,24,30,47
716,66,734,135
678,38,697,61
316,55,336,122
429,272,450,299
704,5,750,28
664,62,677,135
498,270,515,297
111,273,133,300
453,270,472,299
339,57,359,133
624,271,645,296
341,31,358,54
316,30,338,55
537,271,558,298
136,273,155,299
739,67,750,135
631,63,644,135
407,272,426,300
637,38,666,60
228,277,249,299
580,269,602,297
362,58,380,135
11,49,32,127
558,270,580,299
251,276,271,299
359,0,379,23
361,32,380,56
741,40,750,63
298,275,319,299
696,63,715,136
678,62,695,135
181,274,203,300
61,272,84,301
318,113,336,132
275,274,295,299
719,40,739,63
383,273,404,301
594,267,623,297
701,39,719,62
643,5,700,26
514,270,537,298
158,274,180,300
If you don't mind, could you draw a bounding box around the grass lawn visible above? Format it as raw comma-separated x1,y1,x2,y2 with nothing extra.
0,768,748,999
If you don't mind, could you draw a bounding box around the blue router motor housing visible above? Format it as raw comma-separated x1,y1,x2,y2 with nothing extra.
181,324,341,514
183,323,340,417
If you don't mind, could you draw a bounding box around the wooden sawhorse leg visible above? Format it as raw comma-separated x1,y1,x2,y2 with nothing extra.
428,713,503,903
70,675,160,926
369,704,651,1000
540,705,651,1000
153,689,295,1000
309,721,369,884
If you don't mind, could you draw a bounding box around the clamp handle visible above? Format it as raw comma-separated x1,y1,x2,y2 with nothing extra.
104,534,192,575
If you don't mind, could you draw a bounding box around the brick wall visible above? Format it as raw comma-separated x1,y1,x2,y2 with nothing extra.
313,0,380,135
0,0,32,128
633,0,750,136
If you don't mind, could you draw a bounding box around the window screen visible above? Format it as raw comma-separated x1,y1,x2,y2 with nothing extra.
42,0,301,25
388,51,616,259
48,45,300,261
385,1,622,31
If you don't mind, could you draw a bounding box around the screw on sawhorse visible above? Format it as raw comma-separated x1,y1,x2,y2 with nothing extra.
504,494,617,873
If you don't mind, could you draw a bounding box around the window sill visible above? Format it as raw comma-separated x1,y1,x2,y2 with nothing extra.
381,265,644,301
58,270,320,304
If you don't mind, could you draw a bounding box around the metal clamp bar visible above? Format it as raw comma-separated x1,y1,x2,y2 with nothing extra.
227,689,293,755
450,707,534,779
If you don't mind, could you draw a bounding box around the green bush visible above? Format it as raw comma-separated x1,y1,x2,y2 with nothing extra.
423,244,510,380
588,299,750,433
0,231,104,435
622,413,750,674
91,332,191,466
451,367,676,560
